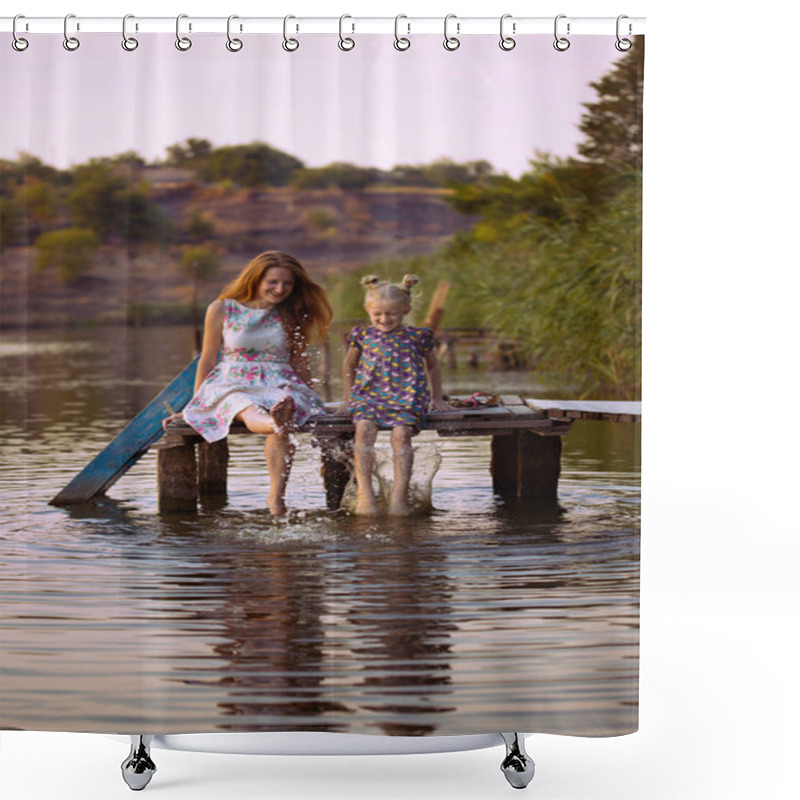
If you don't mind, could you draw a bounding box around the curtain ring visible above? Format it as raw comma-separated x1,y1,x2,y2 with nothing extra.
553,14,570,51
226,15,243,52
338,14,355,51
499,14,516,51
122,14,139,51
176,14,192,51
615,15,632,51
443,14,460,51
12,15,29,51
394,14,411,51
282,15,299,51
63,13,80,51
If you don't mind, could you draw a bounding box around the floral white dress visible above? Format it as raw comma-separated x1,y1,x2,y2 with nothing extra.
183,299,324,443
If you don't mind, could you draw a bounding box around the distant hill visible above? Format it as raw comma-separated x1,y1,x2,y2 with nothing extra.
0,186,474,329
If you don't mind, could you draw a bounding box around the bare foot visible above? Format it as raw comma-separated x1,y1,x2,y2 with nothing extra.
388,496,412,516
268,492,288,516
355,492,379,516
270,396,296,434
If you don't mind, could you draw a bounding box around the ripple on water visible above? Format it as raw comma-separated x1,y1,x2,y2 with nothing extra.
1,338,640,735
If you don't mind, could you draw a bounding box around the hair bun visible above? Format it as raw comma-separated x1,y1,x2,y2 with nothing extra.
361,274,381,289
400,274,419,292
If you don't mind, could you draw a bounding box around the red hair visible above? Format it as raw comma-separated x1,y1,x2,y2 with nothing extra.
219,251,332,348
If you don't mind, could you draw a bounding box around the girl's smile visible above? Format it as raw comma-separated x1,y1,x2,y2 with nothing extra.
365,299,407,333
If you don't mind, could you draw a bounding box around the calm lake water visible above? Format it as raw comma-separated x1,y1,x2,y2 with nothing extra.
0,326,639,737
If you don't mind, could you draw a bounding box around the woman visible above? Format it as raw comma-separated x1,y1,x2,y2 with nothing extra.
164,251,332,515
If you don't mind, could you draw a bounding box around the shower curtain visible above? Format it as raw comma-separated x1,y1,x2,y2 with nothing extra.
1,24,643,741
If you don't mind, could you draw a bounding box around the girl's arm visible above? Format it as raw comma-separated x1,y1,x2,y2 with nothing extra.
194,300,225,391
337,345,361,413
424,349,451,412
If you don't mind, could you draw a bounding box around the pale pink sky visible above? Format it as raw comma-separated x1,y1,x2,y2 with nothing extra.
1,33,623,177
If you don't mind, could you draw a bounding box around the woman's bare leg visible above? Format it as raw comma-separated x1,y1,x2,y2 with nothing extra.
270,396,296,434
265,431,295,516
389,426,414,515
237,405,277,435
236,399,297,514
354,420,379,515
237,397,296,436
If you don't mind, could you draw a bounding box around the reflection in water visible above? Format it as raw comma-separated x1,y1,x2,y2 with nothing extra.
336,517,457,735
0,326,639,735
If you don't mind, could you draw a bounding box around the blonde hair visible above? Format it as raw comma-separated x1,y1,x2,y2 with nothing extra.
219,251,332,346
361,274,419,311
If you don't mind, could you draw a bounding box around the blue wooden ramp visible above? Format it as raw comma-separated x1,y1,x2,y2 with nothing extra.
49,358,198,506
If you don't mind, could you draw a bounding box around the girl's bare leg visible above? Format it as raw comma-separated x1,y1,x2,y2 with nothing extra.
354,420,379,516
389,426,414,515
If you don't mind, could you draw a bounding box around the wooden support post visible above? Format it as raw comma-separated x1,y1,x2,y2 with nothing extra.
198,438,229,497
490,430,562,501
157,440,198,513
317,434,354,511
424,280,451,332
491,432,521,499
518,431,561,500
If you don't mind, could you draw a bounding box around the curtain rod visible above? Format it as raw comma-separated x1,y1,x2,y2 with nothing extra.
1,16,645,36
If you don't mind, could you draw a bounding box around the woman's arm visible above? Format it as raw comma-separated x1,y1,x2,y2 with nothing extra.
290,347,313,387
194,300,225,392
163,300,224,430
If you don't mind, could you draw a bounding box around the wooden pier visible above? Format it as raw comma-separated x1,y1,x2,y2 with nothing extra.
48,346,640,513
152,396,640,513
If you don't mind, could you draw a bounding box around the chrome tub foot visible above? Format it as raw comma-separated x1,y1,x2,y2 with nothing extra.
121,735,157,791
500,733,535,789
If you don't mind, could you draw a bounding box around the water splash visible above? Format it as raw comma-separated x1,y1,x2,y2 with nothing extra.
340,441,442,514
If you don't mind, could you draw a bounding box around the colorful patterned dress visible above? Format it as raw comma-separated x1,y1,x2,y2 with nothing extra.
183,299,324,443
347,323,436,430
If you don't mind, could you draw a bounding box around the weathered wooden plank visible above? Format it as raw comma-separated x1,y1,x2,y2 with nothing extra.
435,405,511,416
499,394,526,406
50,358,199,506
165,408,549,439
438,429,517,437
529,421,574,436
526,398,642,418
434,419,555,431
505,405,542,417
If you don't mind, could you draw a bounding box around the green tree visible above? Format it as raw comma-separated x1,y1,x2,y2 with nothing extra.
180,245,220,282
67,163,173,243
34,228,100,282
578,37,644,170
166,138,213,166
291,162,380,191
0,153,65,193
16,179,57,227
186,210,215,241
196,143,305,187
0,197,24,247
181,245,221,351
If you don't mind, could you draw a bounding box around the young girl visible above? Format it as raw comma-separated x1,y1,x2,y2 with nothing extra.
339,275,450,516
164,251,332,515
